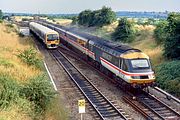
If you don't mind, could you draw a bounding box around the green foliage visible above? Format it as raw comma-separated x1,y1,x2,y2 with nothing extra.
19,74,56,114
0,10,3,20
78,6,116,27
17,48,43,69
0,58,14,68
154,20,168,44
78,10,93,26
0,74,19,109
164,13,180,59
112,18,135,42
156,61,180,97
71,16,78,25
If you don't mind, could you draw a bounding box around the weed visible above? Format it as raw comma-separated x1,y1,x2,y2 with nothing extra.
0,74,19,109
0,58,14,68
19,74,56,114
17,48,43,69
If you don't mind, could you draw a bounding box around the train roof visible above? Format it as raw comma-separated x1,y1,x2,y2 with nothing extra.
40,21,142,57
67,28,141,57
30,22,58,34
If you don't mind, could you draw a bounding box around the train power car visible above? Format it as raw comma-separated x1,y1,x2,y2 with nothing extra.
38,21,155,88
29,22,59,49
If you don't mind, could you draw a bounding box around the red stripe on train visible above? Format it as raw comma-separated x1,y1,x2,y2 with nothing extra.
100,57,153,76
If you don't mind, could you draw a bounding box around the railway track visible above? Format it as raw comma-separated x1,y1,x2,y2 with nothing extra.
35,21,180,120
135,91,180,120
49,49,130,120
58,45,180,120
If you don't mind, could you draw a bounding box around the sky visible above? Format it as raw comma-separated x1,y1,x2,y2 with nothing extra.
0,0,179,14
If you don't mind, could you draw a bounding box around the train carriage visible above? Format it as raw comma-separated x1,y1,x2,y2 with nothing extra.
88,39,155,86
37,21,155,88
29,22,59,49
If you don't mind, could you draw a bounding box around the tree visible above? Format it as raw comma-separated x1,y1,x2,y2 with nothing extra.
0,10,3,19
71,16,78,25
78,10,92,26
164,13,180,59
77,6,116,27
112,18,135,43
154,20,168,44
96,6,116,26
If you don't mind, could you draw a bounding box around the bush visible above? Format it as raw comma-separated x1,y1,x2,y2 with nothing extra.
155,61,180,97
0,74,19,109
112,18,135,42
154,20,168,44
19,74,56,114
17,48,43,69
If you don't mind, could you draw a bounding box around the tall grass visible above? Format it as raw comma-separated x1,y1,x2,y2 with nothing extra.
0,23,67,120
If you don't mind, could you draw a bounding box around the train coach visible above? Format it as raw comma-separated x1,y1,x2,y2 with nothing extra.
29,22,59,49
38,21,155,88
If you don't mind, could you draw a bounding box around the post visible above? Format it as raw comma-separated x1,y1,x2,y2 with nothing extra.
81,113,83,120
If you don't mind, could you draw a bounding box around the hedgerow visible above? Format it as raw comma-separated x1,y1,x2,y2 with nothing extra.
155,61,180,97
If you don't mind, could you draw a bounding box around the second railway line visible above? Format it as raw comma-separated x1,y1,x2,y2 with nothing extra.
29,20,180,120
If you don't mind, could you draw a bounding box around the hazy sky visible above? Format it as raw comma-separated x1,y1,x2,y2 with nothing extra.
0,0,179,14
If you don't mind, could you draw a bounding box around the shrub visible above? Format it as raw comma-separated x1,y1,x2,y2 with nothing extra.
19,74,56,114
154,20,168,44
17,48,43,69
0,74,19,109
112,18,135,42
155,61,180,97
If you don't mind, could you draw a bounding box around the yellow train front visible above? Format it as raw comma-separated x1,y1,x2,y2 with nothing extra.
29,22,59,49
119,51,155,87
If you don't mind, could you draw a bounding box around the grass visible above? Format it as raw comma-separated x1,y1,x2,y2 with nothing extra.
13,16,33,22
44,94,69,120
130,25,164,66
0,22,68,120
0,22,42,84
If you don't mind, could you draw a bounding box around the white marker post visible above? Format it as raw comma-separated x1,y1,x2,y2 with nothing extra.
78,99,85,120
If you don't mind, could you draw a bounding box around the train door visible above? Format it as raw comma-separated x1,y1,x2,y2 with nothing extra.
94,47,101,62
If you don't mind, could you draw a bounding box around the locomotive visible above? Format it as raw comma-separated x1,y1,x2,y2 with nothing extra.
29,22,59,49
37,21,155,88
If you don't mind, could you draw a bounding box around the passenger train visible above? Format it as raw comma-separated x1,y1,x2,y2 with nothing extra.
29,22,59,49
36,21,155,88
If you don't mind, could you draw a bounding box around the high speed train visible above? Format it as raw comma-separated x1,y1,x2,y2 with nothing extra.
37,21,155,88
29,22,59,49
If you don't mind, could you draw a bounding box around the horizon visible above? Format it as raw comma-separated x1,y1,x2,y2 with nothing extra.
1,0,179,14
3,10,173,15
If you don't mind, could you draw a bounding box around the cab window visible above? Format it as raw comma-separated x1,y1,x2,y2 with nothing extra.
47,34,58,41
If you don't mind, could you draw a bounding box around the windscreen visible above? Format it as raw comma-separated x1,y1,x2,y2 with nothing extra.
131,59,149,69
47,34,59,41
